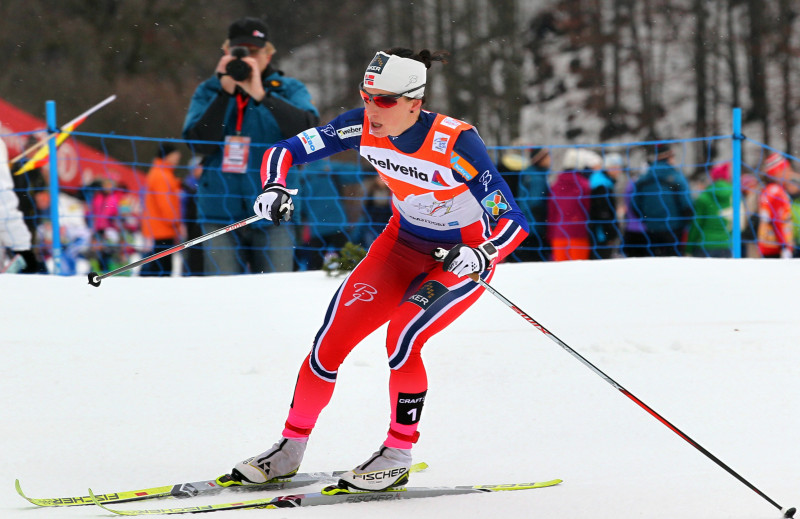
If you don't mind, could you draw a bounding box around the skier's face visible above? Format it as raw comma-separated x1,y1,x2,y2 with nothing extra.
361,85,422,138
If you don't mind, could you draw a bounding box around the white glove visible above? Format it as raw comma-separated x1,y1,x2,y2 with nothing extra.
253,183,298,226
434,242,498,278
780,248,793,259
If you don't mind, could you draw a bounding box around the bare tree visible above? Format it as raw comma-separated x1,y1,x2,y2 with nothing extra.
744,0,769,141
693,0,708,143
776,0,796,152
623,0,656,136
724,0,742,110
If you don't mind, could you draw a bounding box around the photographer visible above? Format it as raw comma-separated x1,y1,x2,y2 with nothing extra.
182,17,319,275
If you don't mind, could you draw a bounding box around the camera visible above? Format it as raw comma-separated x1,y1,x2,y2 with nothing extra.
225,46,252,81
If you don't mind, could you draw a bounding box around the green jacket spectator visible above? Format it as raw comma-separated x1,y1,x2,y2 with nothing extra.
686,162,737,257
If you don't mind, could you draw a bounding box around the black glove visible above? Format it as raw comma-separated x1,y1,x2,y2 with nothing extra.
433,242,498,278
253,183,297,226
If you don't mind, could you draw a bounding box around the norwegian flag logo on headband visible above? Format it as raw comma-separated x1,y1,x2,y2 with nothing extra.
364,74,375,86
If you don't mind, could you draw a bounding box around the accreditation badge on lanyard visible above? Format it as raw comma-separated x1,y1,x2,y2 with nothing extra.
221,94,252,174
221,135,251,173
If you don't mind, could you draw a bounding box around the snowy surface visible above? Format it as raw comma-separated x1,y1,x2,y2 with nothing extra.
2,258,798,518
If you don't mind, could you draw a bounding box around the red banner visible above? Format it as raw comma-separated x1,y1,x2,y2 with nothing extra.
0,97,143,192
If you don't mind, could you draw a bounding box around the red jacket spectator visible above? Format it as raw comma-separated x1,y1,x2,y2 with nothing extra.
547,148,601,260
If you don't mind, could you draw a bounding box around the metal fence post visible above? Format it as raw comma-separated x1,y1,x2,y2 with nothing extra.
45,101,62,275
731,107,742,259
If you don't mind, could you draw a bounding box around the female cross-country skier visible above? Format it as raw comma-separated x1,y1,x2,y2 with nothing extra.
231,48,530,492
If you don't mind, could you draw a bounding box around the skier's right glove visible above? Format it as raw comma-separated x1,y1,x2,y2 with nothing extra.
253,183,298,226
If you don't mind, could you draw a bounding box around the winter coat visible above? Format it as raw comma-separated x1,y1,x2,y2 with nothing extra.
0,138,32,251
142,158,182,241
588,170,618,244
90,190,124,233
622,180,646,233
757,182,793,255
182,70,318,223
517,164,550,240
547,170,591,241
632,160,693,233
686,180,736,253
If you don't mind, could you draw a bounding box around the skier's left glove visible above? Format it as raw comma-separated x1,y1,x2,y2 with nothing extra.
253,183,298,226
433,242,498,278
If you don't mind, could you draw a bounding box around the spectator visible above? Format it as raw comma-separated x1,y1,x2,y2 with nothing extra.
182,17,319,275
141,144,183,276
88,178,125,272
181,156,204,275
632,143,693,256
495,141,526,196
10,135,44,241
0,138,45,273
757,152,794,259
790,177,800,257
621,166,648,257
361,173,393,248
295,159,363,270
34,187,91,275
589,152,623,259
547,148,600,261
686,162,741,258
514,147,551,261
739,172,761,258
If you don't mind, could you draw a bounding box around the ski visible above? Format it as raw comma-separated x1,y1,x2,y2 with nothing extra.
89,478,562,515
15,463,429,507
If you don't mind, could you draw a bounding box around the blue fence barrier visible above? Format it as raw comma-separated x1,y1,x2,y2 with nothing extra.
2,107,798,276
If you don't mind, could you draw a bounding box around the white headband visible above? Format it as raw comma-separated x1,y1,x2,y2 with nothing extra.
363,51,426,99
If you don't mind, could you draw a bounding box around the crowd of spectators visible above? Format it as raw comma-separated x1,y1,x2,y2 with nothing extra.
3,136,799,276
496,143,799,262
3,17,798,275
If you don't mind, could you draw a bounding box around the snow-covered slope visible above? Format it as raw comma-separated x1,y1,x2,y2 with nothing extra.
2,258,797,518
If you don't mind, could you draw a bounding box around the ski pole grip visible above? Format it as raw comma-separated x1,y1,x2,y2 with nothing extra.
431,247,481,282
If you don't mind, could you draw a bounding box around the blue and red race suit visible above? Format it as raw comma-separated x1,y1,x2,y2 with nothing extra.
260,108,529,449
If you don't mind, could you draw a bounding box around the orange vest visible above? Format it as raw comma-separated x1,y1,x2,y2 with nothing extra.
359,112,486,237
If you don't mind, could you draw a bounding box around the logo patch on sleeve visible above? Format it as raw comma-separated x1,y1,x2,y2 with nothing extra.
336,125,362,140
482,190,510,219
300,128,325,154
408,280,449,310
450,152,478,180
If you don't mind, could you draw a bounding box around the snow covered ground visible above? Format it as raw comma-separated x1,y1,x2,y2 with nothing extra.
2,258,798,518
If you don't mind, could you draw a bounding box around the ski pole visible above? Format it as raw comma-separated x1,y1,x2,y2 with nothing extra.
87,215,263,287
432,250,795,518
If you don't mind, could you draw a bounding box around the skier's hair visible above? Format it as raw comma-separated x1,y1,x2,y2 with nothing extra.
381,47,449,69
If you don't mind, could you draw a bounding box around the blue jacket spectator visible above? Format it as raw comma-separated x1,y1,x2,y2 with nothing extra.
514,147,551,261
295,159,363,270
183,71,318,223
182,17,319,274
632,143,693,256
